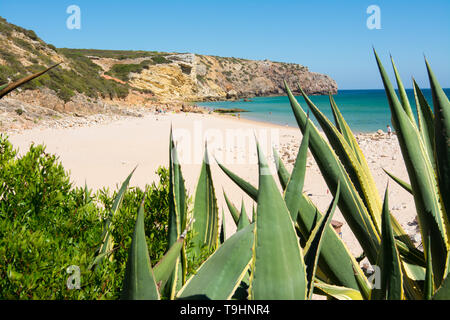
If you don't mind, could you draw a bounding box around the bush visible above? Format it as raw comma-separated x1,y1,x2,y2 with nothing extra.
106,63,143,82
0,135,174,299
151,55,170,65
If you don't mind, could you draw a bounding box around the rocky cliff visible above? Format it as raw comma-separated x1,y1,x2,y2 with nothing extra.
0,16,337,109
123,53,337,101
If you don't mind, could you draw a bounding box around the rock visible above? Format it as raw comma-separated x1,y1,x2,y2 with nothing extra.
413,233,422,244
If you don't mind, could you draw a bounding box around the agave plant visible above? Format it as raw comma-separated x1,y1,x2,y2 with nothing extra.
270,49,449,300
112,50,449,300
116,117,347,300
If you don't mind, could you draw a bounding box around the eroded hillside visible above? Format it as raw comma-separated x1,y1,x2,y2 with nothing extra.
0,16,337,110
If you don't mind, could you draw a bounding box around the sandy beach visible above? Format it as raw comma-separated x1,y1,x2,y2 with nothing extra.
6,111,418,258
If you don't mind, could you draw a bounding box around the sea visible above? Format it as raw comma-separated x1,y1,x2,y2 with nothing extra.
197,89,450,133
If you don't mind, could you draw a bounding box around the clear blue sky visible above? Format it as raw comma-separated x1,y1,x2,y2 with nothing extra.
1,0,449,89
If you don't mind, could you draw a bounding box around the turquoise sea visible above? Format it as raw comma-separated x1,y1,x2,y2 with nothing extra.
198,89,450,133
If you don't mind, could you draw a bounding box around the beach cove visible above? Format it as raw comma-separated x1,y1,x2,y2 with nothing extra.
6,109,419,260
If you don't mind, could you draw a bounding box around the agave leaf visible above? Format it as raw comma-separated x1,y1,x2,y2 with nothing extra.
219,209,226,244
303,88,383,233
121,195,160,300
217,160,258,200
95,167,136,267
296,193,371,297
371,187,404,300
413,78,435,167
165,129,187,298
192,144,219,253
252,204,256,223
383,169,413,194
424,231,434,300
314,279,364,300
273,147,290,191
176,224,254,300
426,59,450,228
395,240,425,267
223,190,240,226
285,82,380,264
249,141,307,300
304,182,340,299
219,155,370,296
328,93,417,252
153,239,184,292
276,147,368,285
284,121,310,222
237,200,250,231
0,63,60,99
391,57,416,125
352,264,372,299
329,95,362,161
433,274,450,300
168,128,188,243
375,50,448,285
153,220,192,291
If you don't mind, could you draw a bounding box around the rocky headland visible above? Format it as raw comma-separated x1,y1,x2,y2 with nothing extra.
0,16,337,132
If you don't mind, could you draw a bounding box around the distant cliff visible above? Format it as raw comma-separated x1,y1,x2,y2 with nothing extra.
0,16,337,109
122,53,337,101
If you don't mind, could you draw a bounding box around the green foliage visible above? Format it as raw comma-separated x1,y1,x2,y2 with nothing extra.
104,60,160,82
151,55,170,65
0,135,173,299
1,50,450,301
62,49,165,60
0,17,131,101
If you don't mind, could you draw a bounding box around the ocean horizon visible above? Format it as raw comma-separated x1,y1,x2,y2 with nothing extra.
198,88,450,133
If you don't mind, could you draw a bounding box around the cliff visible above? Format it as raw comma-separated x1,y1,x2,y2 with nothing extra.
125,53,337,101
0,16,337,110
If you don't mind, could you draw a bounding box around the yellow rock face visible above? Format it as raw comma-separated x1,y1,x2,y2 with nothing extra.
130,64,198,100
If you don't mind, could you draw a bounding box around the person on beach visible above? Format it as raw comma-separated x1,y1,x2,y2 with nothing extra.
387,125,392,137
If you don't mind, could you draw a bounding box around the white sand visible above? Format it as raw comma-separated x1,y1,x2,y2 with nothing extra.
7,112,417,257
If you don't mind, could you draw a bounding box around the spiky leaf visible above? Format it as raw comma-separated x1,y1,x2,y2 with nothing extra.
374,50,448,285
177,224,254,300
121,196,160,300
304,182,340,299
426,59,450,225
285,82,380,264
192,144,219,253
371,187,403,300
284,122,310,222
249,142,307,300
314,279,364,300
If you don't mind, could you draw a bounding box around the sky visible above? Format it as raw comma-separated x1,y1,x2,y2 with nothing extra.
1,0,449,89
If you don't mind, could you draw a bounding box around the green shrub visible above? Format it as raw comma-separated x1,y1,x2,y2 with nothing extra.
13,37,34,52
106,63,143,82
151,55,170,65
105,57,169,83
0,135,175,299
